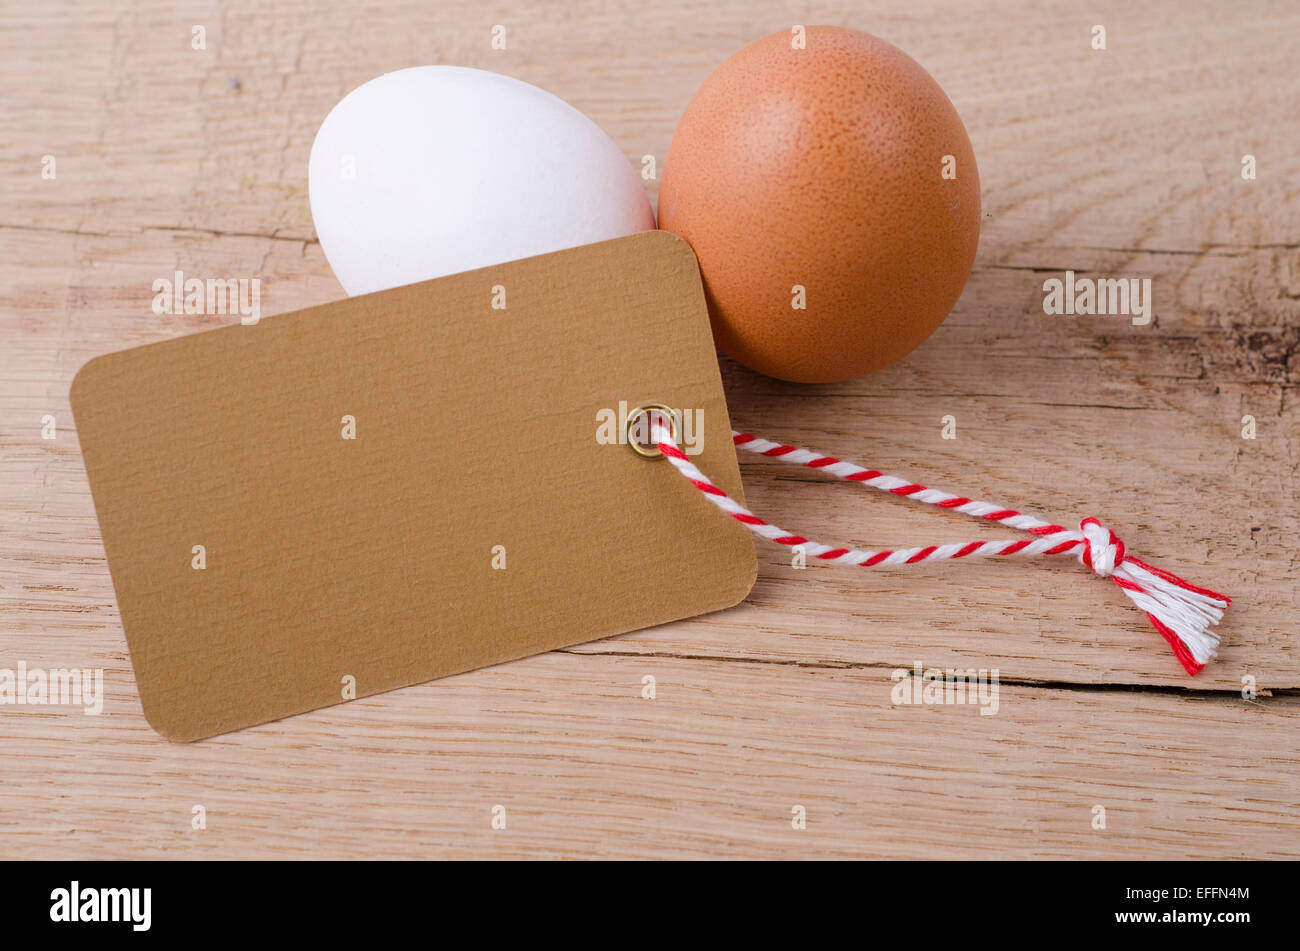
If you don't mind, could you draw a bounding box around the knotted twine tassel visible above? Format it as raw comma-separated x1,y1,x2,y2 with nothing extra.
649,415,1230,675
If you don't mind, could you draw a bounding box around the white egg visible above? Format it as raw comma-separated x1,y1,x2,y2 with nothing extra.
309,66,655,296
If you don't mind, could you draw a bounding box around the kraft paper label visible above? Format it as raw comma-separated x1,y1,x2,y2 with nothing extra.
71,231,756,740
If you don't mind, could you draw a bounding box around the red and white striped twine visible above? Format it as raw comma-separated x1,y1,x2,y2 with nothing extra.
648,414,1230,676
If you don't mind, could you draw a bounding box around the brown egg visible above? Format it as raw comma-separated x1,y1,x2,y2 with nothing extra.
658,26,980,383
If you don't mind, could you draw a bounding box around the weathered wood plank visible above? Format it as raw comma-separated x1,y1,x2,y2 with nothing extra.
1,0,1296,858
0,654,1294,859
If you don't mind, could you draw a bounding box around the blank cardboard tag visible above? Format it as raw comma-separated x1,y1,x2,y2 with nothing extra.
71,231,756,741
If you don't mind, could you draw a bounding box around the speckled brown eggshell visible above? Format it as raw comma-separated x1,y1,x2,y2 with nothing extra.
658,26,981,383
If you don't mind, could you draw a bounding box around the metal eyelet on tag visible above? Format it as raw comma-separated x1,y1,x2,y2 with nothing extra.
626,403,680,459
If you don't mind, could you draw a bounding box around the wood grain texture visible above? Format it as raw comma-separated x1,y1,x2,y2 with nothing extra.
1,0,1297,858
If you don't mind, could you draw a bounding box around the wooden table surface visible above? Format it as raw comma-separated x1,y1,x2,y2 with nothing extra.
2,0,1297,859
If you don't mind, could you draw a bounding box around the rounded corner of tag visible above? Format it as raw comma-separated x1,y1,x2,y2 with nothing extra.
728,538,759,607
